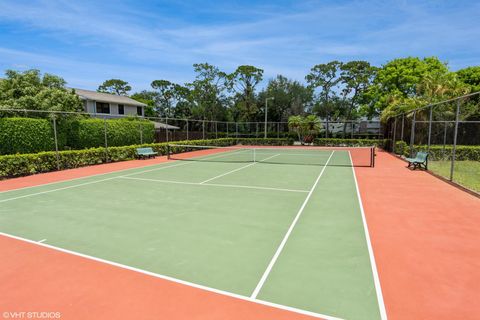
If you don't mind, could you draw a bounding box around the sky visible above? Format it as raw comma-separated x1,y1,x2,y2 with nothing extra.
0,0,479,92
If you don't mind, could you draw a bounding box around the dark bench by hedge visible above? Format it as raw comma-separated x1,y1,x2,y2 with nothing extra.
136,147,157,159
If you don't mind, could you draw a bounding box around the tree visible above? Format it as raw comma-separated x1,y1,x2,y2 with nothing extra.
131,90,158,117
187,63,229,121
0,69,82,114
288,115,321,144
150,80,176,117
228,65,264,121
97,79,132,96
457,66,480,92
364,57,449,117
306,61,343,120
339,61,377,133
257,75,313,122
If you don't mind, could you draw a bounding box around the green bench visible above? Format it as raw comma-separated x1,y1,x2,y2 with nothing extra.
405,151,428,170
136,147,158,159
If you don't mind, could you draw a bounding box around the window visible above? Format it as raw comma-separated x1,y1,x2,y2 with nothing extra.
118,104,124,115
96,102,110,114
137,106,143,116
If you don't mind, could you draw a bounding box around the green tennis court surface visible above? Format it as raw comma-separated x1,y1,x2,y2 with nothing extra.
0,147,384,320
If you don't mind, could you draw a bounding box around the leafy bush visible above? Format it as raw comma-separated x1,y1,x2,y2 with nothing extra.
395,142,480,161
67,118,155,149
314,138,389,148
0,117,55,154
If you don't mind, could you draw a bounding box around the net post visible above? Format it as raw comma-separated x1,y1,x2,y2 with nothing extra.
371,146,375,168
253,148,256,163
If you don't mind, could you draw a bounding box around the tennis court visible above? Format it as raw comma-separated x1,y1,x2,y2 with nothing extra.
0,145,385,320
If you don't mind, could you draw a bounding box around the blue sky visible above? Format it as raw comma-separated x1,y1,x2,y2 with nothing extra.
0,0,478,92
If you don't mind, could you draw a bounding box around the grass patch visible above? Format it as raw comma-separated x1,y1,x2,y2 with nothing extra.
429,160,480,193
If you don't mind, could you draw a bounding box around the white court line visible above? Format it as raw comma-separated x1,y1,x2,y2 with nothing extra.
348,151,388,320
0,177,118,204
0,147,249,195
250,151,335,299
0,231,343,320
38,239,47,243
199,154,280,184
0,149,250,203
119,176,309,193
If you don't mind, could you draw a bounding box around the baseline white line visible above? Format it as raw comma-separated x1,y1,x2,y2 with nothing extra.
0,148,249,195
0,231,343,320
0,177,118,204
0,149,251,203
250,150,335,299
38,239,47,243
199,154,280,184
348,151,388,320
119,176,309,193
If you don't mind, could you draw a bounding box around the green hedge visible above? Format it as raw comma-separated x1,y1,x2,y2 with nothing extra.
0,117,55,154
394,141,480,161
67,118,155,149
314,138,389,149
0,138,292,178
0,117,155,155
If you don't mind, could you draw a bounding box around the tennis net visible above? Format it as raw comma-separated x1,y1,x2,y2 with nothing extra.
167,144,375,167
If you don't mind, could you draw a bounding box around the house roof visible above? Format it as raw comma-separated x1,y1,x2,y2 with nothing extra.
153,121,180,130
73,88,147,107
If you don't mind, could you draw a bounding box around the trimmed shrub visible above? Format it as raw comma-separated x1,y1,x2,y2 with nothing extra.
396,143,480,161
314,138,389,149
0,138,301,178
67,118,155,149
0,117,55,155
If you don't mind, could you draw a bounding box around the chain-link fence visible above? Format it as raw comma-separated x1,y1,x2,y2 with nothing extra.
386,91,480,193
0,108,383,155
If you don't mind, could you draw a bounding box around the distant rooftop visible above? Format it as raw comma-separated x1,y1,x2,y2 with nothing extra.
73,88,146,107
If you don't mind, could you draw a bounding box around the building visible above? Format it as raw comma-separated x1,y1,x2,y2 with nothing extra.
73,88,146,118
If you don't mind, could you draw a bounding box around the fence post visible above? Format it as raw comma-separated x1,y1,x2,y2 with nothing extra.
326,119,329,138
52,116,60,170
450,100,461,181
277,122,280,138
202,120,205,140
104,117,108,163
443,121,448,159
427,105,433,154
400,114,405,141
409,111,416,157
351,122,354,139
215,121,218,139
235,122,238,142
226,122,229,137
392,117,397,153
165,117,169,142
186,119,189,140
139,122,143,145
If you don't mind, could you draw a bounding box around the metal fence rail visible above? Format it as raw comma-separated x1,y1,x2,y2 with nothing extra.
385,91,480,193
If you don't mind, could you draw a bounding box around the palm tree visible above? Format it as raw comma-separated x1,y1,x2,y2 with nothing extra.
288,115,303,143
302,115,322,144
